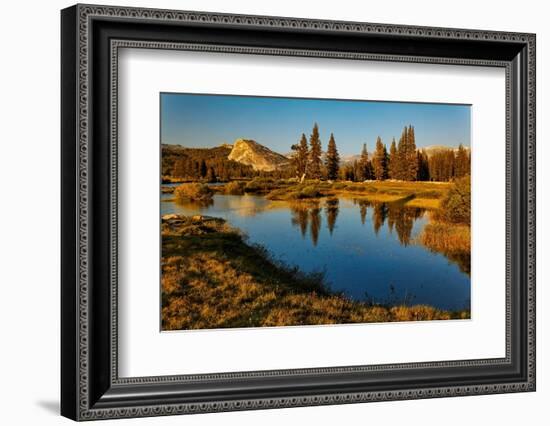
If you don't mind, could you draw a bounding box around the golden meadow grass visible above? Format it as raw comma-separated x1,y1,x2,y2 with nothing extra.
161,212,469,330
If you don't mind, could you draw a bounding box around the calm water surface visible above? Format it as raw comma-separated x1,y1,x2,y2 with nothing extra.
161,193,470,311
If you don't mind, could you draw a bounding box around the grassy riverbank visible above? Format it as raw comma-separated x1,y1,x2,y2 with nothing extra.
162,178,451,210
161,214,469,330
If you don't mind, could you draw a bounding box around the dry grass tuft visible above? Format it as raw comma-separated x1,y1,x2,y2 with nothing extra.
420,222,471,253
174,183,213,202
224,181,246,195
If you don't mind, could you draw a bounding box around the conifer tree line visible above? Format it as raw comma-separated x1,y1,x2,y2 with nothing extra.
164,123,469,183
290,123,470,182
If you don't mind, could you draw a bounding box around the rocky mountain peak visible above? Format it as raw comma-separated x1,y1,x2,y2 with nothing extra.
228,139,289,172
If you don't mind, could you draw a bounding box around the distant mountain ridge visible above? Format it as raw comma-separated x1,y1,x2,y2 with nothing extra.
228,139,289,172
161,142,468,177
161,143,255,179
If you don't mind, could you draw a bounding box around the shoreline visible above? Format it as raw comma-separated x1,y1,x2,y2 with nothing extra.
163,178,450,210
161,214,470,331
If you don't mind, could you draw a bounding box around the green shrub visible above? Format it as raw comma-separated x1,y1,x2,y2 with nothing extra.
225,181,245,195
298,185,321,199
244,178,277,193
265,188,291,200
440,176,471,224
174,183,213,202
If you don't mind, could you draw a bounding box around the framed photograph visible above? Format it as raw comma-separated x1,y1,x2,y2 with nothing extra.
61,4,536,421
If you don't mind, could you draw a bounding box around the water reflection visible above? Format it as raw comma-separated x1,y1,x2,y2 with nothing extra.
359,202,368,225
372,202,388,236
325,198,339,235
310,205,322,246
289,198,426,249
290,201,323,246
290,205,309,238
174,198,214,210
162,193,470,310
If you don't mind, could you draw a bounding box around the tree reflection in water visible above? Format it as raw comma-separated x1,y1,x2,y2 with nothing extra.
290,201,322,246
288,197,469,275
290,198,425,248
309,204,322,246
354,199,423,245
290,204,309,238
373,203,389,236
174,198,214,209
325,198,340,235
359,201,368,225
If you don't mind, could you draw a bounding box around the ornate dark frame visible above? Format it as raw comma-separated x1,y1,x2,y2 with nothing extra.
61,3,536,421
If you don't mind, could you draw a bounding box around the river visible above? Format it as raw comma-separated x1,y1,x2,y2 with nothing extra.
161,192,470,311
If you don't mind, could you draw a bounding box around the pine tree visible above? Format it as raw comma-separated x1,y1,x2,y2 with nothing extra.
290,133,309,180
206,166,217,183
358,143,372,181
428,149,456,182
325,133,340,181
416,150,430,181
384,145,390,178
341,164,355,181
396,128,408,180
455,143,470,177
172,158,187,178
405,125,418,181
396,125,418,181
372,136,388,180
353,160,363,182
388,138,398,180
308,123,323,179
199,159,207,179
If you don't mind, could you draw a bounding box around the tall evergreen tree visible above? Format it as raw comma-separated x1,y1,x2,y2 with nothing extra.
384,144,390,178
206,166,217,183
358,143,372,181
325,133,340,180
388,138,398,180
341,163,356,181
428,149,456,181
405,125,418,181
372,136,388,180
396,128,408,180
396,125,418,181
172,158,188,178
454,143,470,177
416,150,430,181
290,133,309,180
308,123,323,179
199,159,207,179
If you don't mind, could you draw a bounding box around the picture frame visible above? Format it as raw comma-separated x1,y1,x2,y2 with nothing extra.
61,3,536,421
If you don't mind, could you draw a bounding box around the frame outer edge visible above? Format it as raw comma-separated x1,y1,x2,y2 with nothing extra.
61,4,80,421
67,4,536,420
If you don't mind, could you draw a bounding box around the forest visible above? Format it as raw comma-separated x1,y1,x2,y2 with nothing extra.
163,123,470,184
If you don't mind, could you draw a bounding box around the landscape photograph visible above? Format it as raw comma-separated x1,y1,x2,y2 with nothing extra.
160,93,472,331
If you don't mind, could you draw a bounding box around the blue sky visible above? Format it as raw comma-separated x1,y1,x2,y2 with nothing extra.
161,93,470,155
